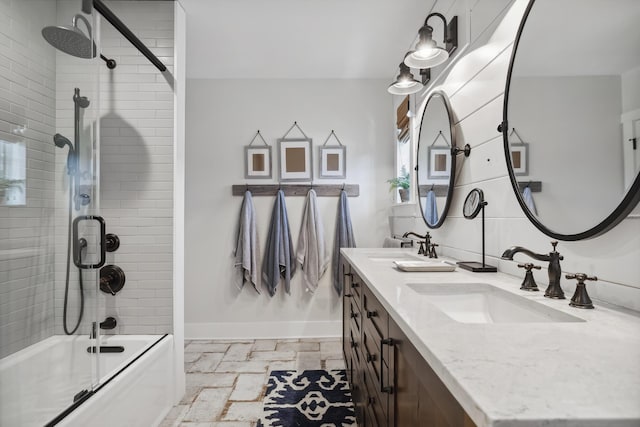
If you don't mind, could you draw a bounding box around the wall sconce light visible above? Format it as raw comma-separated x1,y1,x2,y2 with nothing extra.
404,13,458,69
387,57,423,95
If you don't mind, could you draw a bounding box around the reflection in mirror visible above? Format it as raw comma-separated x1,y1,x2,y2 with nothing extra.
504,0,640,240
417,90,456,228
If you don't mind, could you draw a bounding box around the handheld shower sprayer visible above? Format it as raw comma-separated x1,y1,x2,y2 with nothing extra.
53,133,76,175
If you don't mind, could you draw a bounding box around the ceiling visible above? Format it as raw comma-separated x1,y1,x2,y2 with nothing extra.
180,0,435,79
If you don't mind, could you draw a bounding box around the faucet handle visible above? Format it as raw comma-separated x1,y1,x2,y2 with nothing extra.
518,263,541,291
517,263,541,272
428,243,439,259
565,273,597,309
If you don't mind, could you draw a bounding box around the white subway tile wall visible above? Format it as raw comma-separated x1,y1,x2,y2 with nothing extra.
0,0,58,358
0,0,176,352
57,0,175,335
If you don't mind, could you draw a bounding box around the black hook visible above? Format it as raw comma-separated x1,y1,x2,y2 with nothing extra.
342,182,345,190
430,183,434,191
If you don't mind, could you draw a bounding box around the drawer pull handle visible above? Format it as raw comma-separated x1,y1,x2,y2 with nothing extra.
380,338,395,394
366,352,376,363
350,312,358,319
366,310,378,318
352,281,359,288
368,396,375,405
344,272,353,278
344,293,352,298
351,340,357,349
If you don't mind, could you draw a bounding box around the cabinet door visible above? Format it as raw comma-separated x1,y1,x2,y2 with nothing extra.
389,320,419,427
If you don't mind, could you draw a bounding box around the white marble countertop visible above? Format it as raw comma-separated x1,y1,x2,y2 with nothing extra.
341,248,640,427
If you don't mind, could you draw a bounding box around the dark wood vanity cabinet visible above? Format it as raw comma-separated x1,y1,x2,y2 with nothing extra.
341,260,477,427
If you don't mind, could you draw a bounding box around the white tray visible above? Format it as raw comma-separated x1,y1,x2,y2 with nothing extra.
393,260,457,272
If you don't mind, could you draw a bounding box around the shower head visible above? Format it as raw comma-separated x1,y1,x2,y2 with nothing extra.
42,14,96,59
74,94,90,109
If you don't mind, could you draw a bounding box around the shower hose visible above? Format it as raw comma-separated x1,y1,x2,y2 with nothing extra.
63,187,84,335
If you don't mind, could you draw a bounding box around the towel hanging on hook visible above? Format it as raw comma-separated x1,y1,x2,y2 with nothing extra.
430,130,450,147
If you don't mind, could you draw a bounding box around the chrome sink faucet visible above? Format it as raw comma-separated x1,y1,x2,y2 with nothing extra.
501,241,565,299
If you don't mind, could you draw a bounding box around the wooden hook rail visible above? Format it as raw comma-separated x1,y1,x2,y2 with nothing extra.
517,181,542,192
232,184,360,197
418,185,450,197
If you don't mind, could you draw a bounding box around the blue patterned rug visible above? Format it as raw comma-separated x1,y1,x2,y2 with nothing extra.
257,370,356,427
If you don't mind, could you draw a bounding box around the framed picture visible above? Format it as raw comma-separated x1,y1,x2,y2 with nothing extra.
278,138,312,181
510,143,528,175
319,146,346,179
427,147,451,179
244,146,272,179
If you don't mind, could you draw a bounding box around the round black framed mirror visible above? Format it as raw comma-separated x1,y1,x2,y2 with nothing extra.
416,90,457,228
503,0,640,241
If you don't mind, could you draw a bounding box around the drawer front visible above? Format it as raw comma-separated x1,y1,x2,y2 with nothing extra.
350,271,363,308
349,325,362,369
349,299,361,335
350,369,366,426
363,285,389,363
362,322,389,418
363,367,387,427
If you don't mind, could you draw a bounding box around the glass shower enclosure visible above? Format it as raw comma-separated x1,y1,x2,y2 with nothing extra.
0,0,175,425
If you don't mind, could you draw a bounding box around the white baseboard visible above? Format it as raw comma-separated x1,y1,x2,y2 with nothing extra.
185,321,342,340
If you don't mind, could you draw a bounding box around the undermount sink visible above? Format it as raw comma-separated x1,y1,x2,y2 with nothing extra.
406,282,584,324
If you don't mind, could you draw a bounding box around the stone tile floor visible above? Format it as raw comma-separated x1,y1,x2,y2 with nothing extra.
160,338,345,427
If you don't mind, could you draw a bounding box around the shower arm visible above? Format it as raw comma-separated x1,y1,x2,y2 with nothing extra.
81,0,167,72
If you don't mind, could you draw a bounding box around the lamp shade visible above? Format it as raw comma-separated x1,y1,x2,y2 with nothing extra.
404,21,450,69
404,47,448,69
388,63,422,95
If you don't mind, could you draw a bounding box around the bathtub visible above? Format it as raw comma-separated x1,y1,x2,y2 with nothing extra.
0,334,174,427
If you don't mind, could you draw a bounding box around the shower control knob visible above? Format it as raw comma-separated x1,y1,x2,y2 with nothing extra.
100,265,126,295
105,233,120,252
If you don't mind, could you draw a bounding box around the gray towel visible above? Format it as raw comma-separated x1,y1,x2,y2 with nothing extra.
234,190,260,293
296,189,329,293
332,190,356,296
425,189,439,225
262,190,296,296
523,186,538,215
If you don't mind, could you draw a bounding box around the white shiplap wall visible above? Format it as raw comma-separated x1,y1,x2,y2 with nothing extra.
401,0,640,311
0,0,57,358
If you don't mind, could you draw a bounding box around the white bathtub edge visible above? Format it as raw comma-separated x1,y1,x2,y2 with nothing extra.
58,335,174,427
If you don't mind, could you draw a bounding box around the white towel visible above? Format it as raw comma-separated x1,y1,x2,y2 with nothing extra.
234,190,260,293
296,189,329,293
523,186,538,215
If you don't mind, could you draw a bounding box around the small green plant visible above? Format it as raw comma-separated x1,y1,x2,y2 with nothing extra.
386,166,410,191
0,177,24,191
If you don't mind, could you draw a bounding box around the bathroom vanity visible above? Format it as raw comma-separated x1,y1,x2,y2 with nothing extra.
340,248,640,427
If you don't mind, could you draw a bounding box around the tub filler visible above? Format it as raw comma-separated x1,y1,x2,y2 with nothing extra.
0,334,174,427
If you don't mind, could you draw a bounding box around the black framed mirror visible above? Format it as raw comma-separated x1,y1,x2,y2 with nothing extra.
503,0,640,241
416,90,457,228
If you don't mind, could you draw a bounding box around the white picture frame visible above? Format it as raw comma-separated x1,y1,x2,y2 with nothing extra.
244,146,272,179
319,146,346,179
278,138,312,181
427,146,451,179
510,143,528,176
